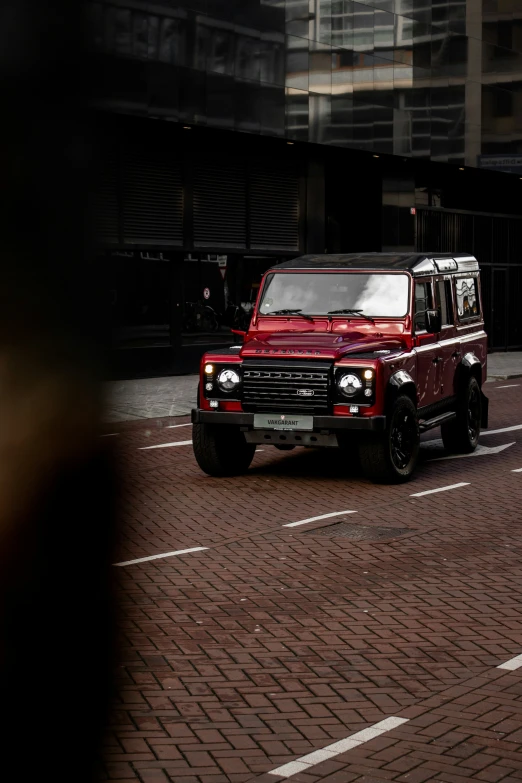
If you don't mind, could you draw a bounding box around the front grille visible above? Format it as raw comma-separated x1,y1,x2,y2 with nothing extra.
242,361,331,413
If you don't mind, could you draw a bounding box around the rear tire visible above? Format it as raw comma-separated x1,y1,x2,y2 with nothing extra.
359,395,419,483
193,422,255,477
441,376,481,453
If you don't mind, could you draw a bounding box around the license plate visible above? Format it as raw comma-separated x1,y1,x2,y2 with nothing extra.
253,414,314,431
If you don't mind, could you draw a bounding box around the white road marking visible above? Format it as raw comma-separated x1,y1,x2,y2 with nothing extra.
282,509,357,528
101,433,119,437
138,440,193,450
497,654,522,671
114,546,208,567
429,442,515,462
496,384,520,389
482,424,522,436
410,482,469,498
268,717,409,778
512,468,522,473
423,424,522,451
165,422,193,429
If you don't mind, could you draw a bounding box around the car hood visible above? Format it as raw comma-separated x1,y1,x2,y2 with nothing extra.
240,331,406,360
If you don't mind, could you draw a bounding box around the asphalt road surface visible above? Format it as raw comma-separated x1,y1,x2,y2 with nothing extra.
105,380,522,783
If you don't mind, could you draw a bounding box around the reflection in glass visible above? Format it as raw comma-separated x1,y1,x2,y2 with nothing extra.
259,86,285,135
309,41,333,94
107,8,132,55
310,93,331,143
236,81,261,133
259,38,285,86
286,0,313,39
259,272,410,316
133,13,148,59
208,28,235,75
236,35,261,81
286,35,309,91
286,88,309,139
86,0,519,167
456,278,479,319
159,18,185,65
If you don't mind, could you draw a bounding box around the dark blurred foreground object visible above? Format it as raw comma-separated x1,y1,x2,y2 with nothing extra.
0,1,116,780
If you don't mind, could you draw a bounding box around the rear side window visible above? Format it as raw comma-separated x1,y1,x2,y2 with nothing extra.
455,277,479,320
436,280,453,326
414,282,433,331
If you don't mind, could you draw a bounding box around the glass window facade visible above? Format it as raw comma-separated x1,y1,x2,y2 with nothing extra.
87,0,522,169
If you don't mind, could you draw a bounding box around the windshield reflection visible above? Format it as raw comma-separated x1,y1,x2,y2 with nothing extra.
259,273,409,317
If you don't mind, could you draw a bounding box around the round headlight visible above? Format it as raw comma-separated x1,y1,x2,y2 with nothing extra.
217,368,241,391
338,373,362,397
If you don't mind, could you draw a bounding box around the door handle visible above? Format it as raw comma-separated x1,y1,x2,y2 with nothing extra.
432,356,442,364
452,350,461,358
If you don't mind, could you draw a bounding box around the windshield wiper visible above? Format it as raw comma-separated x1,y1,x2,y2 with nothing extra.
268,308,315,322
327,308,375,324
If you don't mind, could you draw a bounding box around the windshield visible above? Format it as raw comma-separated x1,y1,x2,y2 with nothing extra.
258,272,410,317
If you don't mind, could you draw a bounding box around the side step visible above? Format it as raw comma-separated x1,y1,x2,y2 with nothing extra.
419,411,456,433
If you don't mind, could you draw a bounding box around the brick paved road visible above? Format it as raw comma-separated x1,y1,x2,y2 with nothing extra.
104,382,522,783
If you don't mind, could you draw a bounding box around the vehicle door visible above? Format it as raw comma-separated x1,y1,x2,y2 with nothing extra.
413,279,441,408
434,276,460,401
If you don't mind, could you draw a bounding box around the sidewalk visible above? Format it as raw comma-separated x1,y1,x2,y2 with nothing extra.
104,351,522,423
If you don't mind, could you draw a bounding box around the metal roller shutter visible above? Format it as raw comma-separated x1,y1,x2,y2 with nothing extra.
121,149,183,245
249,163,299,251
92,157,120,244
193,163,247,248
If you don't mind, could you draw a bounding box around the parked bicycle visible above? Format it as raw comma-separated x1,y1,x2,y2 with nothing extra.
182,301,219,332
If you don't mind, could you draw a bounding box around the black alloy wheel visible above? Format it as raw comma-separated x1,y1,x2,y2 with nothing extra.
467,381,481,444
441,375,481,453
359,394,420,483
390,407,417,471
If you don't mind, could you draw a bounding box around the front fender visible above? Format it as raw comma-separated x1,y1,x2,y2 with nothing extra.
386,370,417,409
462,351,481,369
389,370,415,388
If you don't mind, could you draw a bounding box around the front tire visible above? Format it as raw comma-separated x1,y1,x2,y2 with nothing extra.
359,395,419,483
441,376,481,453
193,422,255,477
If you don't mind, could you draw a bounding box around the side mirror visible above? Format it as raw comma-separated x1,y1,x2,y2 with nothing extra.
425,309,441,334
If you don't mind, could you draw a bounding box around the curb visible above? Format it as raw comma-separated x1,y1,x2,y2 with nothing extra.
102,413,191,433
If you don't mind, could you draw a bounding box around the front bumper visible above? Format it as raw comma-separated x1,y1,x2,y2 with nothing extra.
191,409,386,432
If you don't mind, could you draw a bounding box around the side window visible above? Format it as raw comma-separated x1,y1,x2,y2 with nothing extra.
414,281,433,331
436,280,453,326
455,277,479,320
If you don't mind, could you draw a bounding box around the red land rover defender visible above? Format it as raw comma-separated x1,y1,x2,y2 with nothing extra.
191,253,488,483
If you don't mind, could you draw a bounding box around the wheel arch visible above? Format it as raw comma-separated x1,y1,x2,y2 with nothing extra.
455,353,488,427
385,370,417,412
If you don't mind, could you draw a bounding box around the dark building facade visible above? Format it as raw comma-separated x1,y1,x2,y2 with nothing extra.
87,0,522,376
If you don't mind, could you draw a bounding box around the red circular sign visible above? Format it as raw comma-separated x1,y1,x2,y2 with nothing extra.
203,287,210,300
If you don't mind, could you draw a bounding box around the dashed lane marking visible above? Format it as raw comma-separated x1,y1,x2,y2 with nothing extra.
429,442,515,461
268,717,409,779
138,440,193,450
482,424,522,436
497,653,522,671
165,422,193,429
496,384,520,389
512,468,522,472
411,482,470,498
114,546,209,567
101,433,119,437
282,509,357,528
